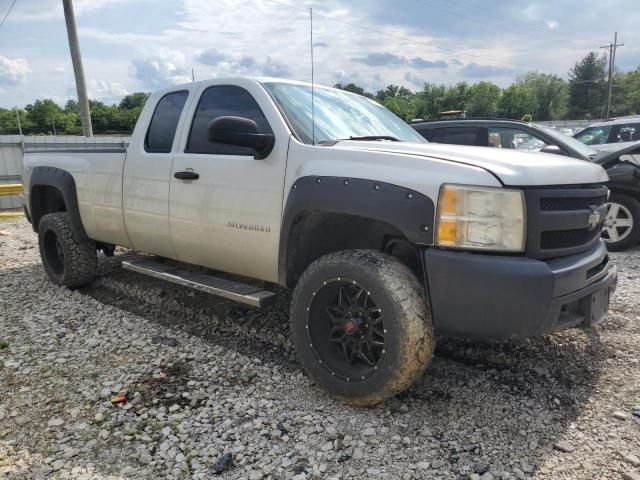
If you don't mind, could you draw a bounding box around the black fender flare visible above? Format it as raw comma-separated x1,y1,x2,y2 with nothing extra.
278,176,435,285
29,166,89,242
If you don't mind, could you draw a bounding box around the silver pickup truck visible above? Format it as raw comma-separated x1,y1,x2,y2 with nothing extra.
22,77,617,406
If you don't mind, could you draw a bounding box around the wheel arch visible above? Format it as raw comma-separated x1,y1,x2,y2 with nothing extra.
278,176,435,287
29,166,88,242
607,182,640,200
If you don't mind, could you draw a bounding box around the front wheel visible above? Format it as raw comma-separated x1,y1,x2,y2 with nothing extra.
602,192,640,251
290,250,435,406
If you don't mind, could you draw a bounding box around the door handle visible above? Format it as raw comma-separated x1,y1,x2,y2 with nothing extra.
174,171,200,180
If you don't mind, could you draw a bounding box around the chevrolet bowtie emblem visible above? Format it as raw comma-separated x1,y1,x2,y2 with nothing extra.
587,209,601,230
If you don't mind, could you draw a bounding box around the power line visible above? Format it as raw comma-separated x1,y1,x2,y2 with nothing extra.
0,0,18,30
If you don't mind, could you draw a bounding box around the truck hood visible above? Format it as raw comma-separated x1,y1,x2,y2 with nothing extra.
333,140,609,186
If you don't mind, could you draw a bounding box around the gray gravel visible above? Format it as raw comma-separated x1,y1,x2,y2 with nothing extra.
1,218,639,480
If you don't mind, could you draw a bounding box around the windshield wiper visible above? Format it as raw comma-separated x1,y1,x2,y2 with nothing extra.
317,135,401,146
348,135,400,142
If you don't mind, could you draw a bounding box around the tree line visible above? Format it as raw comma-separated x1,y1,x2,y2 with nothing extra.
337,52,640,122
0,52,639,136
0,92,150,136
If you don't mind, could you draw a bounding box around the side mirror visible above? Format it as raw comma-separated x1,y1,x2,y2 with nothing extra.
540,144,564,156
207,116,275,160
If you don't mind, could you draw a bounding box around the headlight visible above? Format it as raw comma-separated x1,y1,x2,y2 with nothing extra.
436,184,526,252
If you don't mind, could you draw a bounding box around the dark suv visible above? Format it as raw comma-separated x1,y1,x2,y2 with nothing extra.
411,118,598,161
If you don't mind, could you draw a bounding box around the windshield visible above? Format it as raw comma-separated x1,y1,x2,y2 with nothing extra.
263,82,426,145
539,125,597,158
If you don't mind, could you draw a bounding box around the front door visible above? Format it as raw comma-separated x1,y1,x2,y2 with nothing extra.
169,84,288,283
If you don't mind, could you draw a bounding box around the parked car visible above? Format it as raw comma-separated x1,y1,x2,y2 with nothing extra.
574,116,640,152
594,141,640,250
554,126,582,136
410,117,640,250
411,118,598,160
22,78,616,405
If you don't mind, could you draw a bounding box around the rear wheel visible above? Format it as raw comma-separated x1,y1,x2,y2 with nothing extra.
290,250,434,406
38,212,97,288
602,192,640,251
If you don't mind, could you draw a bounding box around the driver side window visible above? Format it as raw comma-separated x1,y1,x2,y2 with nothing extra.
186,85,273,155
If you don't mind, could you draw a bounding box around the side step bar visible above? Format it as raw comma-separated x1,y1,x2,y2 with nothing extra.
121,257,276,308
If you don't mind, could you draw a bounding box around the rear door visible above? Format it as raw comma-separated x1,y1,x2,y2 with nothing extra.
615,123,640,143
123,90,189,257
168,82,289,283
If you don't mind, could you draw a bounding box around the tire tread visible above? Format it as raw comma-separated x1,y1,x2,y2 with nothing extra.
290,249,434,406
38,212,97,288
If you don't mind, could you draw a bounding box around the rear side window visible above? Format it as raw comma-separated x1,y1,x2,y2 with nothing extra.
618,123,640,142
488,127,547,151
429,127,481,146
145,91,189,153
186,85,272,155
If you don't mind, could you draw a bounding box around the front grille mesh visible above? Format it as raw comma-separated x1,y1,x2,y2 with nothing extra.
526,185,608,258
541,228,600,250
540,195,607,211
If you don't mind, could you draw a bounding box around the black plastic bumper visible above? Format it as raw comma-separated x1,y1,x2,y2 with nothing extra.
423,241,617,338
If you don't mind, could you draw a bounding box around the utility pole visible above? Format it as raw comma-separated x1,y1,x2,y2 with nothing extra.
601,32,624,119
62,0,93,137
14,107,22,136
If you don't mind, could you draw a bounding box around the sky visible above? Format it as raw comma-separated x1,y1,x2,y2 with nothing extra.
0,0,638,107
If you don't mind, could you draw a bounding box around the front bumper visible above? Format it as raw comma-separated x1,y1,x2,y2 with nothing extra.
423,241,617,338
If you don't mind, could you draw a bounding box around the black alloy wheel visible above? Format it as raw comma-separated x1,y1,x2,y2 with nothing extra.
290,250,435,406
306,278,386,382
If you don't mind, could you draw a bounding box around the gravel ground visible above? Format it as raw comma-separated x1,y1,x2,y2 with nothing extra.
1,218,639,480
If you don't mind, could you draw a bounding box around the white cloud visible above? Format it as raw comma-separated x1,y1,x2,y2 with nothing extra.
87,79,128,100
11,0,131,20
131,54,192,89
523,4,541,21
0,56,30,85
3,0,638,107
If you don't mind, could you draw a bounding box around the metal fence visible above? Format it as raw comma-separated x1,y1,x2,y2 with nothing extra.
0,135,130,210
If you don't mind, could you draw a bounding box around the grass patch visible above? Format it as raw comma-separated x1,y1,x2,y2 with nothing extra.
0,340,9,350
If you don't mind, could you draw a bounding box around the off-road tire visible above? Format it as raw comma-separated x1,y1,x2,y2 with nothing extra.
290,250,435,406
603,192,640,251
38,212,97,288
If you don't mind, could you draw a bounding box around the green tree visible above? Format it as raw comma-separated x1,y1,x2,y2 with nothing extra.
333,82,376,99
414,83,447,119
119,92,150,110
568,52,607,119
611,67,640,116
383,96,417,121
497,84,536,119
24,99,80,134
519,72,568,120
0,108,20,134
466,81,501,117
